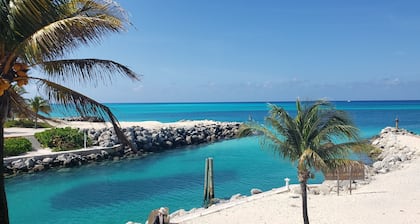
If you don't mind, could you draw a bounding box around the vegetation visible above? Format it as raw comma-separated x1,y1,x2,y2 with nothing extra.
35,127,90,152
28,96,52,128
365,144,382,160
238,99,361,224
4,119,52,128
0,1,139,223
9,85,28,119
4,137,32,157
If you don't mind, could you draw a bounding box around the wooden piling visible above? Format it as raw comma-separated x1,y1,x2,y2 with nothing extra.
203,158,214,207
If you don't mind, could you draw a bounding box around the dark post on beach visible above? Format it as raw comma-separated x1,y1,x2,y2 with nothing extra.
395,117,399,129
203,158,214,207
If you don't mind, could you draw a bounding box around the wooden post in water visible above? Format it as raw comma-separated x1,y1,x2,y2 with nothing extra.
395,116,399,129
203,158,214,207
203,158,209,204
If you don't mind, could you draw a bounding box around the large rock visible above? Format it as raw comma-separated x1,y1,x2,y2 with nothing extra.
250,188,263,195
24,158,35,168
42,157,53,164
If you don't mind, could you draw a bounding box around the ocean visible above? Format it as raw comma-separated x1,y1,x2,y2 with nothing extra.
6,101,420,224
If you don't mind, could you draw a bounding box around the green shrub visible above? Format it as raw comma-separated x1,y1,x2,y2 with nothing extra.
35,127,91,152
4,137,32,157
4,119,52,128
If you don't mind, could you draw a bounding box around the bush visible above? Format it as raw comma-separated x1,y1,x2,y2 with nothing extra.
4,119,52,128
4,137,32,157
35,127,91,152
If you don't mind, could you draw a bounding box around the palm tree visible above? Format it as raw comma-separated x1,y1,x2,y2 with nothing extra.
238,99,360,224
8,85,27,120
0,1,139,223
28,96,51,128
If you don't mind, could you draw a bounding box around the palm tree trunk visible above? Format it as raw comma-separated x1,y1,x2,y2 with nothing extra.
0,126,9,224
34,113,38,129
300,179,309,224
299,169,310,224
0,93,10,224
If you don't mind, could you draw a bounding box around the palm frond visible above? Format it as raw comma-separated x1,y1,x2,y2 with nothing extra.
238,122,300,161
5,0,129,64
298,148,328,171
318,110,360,141
38,59,140,85
20,15,124,64
31,76,135,151
266,104,301,151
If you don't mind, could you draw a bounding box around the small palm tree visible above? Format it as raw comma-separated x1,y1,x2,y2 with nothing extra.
28,96,51,128
238,99,360,224
8,85,27,120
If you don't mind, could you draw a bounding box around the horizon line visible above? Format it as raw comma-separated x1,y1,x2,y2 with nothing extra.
96,99,420,104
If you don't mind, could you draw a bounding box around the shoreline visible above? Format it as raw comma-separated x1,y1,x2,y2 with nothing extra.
168,127,420,224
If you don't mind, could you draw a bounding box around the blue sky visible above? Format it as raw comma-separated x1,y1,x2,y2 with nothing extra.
30,0,420,102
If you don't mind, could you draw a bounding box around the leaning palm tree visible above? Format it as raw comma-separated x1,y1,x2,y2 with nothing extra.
238,99,360,224
0,1,139,223
28,96,51,128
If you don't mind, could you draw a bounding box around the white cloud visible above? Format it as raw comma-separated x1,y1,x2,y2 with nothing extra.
132,84,144,92
383,77,400,86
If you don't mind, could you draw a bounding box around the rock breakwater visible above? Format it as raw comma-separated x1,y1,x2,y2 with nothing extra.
4,121,241,176
90,122,240,151
370,127,419,174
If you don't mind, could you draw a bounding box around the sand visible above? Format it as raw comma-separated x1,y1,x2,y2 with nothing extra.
171,132,420,224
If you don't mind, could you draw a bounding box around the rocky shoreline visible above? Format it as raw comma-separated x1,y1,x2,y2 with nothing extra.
4,122,241,177
370,127,419,174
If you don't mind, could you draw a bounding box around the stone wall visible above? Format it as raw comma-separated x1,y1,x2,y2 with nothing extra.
88,122,241,152
4,122,241,177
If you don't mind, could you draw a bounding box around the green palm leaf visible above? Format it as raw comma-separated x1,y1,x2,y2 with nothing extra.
39,59,139,85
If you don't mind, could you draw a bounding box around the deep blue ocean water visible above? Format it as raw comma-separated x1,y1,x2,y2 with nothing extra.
6,101,420,223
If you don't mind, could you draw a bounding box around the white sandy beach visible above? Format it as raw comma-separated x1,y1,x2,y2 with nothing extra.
170,130,420,224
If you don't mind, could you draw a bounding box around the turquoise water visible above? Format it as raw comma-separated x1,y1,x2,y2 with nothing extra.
7,101,420,223
50,101,420,137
